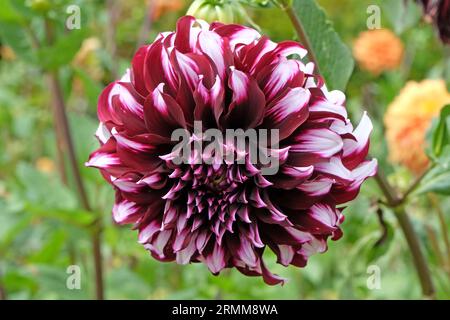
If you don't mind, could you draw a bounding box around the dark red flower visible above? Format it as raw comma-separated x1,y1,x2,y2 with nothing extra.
87,16,377,285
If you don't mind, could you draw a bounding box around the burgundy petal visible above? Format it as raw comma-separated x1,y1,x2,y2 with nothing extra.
144,84,187,137
87,16,376,287
222,68,265,129
262,87,310,140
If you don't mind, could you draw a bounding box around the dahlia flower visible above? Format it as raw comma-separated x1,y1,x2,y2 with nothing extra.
87,16,377,285
419,0,450,44
385,79,450,174
352,29,404,75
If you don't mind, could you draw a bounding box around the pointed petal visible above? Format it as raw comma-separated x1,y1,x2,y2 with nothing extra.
263,87,310,140
290,128,344,159
342,112,373,169
144,84,187,137
223,68,265,129
205,243,226,274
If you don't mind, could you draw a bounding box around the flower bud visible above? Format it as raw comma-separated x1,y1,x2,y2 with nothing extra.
187,0,255,26
27,0,51,13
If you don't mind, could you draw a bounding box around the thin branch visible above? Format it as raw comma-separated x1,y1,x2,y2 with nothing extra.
374,171,401,206
49,99,69,185
136,0,154,49
401,164,435,203
393,207,435,299
0,285,6,300
47,71,104,300
25,24,68,184
374,171,435,298
46,73,86,205
281,2,321,76
0,271,6,300
106,0,121,79
44,20,104,300
374,208,389,246
425,224,446,272
0,266,6,299
429,193,450,273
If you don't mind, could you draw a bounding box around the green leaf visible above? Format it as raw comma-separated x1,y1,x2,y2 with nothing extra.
382,0,421,35
32,264,89,299
3,269,38,294
0,0,26,23
366,217,394,263
14,162,77,209
25,204,95,227
36,29,87,71
28,230,67,263
0,21,35,62
414,158,450,195
0,210,33,255
73,68,102,107
106,268,151,299
291,0,354,91
431,105,450,158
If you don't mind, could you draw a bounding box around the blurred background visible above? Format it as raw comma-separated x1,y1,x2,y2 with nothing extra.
0,0,449,299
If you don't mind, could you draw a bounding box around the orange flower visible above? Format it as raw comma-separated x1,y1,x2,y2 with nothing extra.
0,46,16,61
72,37,104,95
353,29,404,75
384,79,450,174
36,157,55,174
150,0,184,20
72,37,103,81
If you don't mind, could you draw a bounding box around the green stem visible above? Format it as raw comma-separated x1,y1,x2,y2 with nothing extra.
429,193,450,273
136,0,154,49
281,2,321,76
374,167,435,298
47,72,104,300
394,207,435,299
401,164,435,203
106,0,120,79
0,285,6,300
374,171,401,205
425,225,445,269
0,271,6,300
44,20,104,300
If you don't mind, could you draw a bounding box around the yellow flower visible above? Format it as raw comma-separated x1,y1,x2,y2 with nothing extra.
72,37,103,80
384,79,450,174
353,29,404,75
73,37,101,64
36,157,55,174
0,46,16,61
72,37,103,95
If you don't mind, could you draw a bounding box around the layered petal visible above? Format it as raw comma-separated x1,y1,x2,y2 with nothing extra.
87,16,376,287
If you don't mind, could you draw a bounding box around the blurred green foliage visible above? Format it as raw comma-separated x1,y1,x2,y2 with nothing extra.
0,0,449,300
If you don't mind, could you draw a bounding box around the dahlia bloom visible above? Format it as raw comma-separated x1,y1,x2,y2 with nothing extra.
385,79,450,174
353,29,404,75
419,0,450,44
87,16,377,285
